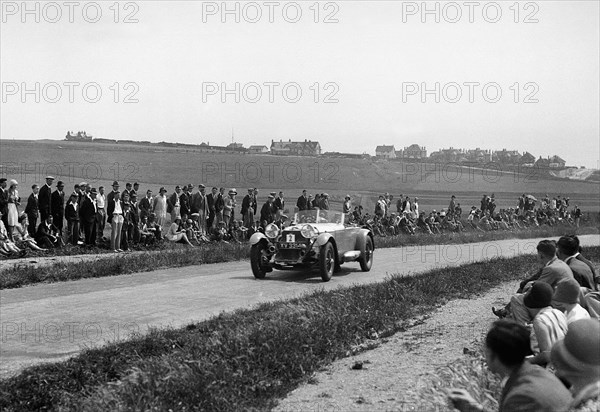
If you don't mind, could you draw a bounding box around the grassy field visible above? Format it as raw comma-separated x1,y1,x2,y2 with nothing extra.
2,246,598,411
1,139,599,213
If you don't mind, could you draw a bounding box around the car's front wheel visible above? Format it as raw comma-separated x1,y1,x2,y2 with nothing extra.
251,243,269,279
359,236,373,272
319,242,335,282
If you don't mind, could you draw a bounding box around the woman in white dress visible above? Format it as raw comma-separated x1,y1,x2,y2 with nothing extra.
166,217,194,246
153,187,168,229
6,179,20,240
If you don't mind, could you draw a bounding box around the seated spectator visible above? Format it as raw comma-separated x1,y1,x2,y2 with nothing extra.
138,215,155,246
448,319,572,412
166,217,194,246
212,221,230,243
13,214,47,251
524,282,568,367
551,319,600,411
35,215,64,249
147,213,162,241
493,240,574,324
0,210,26,257
552,279,590,324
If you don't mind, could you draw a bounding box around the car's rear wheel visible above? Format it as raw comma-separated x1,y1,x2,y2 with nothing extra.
251,243,269,279
359,236,373,272
319,242,335,282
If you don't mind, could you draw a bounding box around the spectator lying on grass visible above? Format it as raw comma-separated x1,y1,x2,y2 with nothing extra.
551,319,600,411
448,320,572,412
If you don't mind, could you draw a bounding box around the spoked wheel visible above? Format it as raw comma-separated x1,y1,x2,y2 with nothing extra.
359,236,373,272
250,243,270,279
319,242,335,282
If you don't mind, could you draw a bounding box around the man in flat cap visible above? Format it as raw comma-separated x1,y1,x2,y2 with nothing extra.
51,180,65,237
25,184,40,237
39,176,54,222
260,194,276,228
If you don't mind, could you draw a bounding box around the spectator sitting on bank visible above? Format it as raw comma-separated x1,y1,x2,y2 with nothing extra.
13,214,47,251
448,319,572,412
0,210,27,257
551,319,600,411
138,215,155,246
166,217,194,246
35,215,64,249
524,282,568,367
551,279,591,324
212,221,229,243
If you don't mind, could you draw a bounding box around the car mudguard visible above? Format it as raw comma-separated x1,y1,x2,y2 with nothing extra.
354,229,375,255
313,232,334,247
249,232,269,246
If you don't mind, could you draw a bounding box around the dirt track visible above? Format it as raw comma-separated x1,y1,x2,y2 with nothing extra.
1,234,598,378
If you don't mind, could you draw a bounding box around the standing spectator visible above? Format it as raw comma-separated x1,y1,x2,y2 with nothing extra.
412,197,419,218
448,195,456,217
191,184,207,236
153,187,168,229
121,182,132,200
25,184,40,237
274,191,285,220
241,188,255,231
80,188,98,246
375,195,386,217
51,181,65,237
297,189,308,211
403,196,411,215
224,189,237,227
214,187,225,226
396,194,404,214
168,185,182,222
139,189,153,220
518,194,525,215
260,195,276,227
448,320,572,412
131,182,140,198
0,178,8,231
307,194,315,210
107,188,124,252
38,176,53,222
95,186,106,241
551,319,600,411
343,195,352,214
321,193,330,210
120,200,132,251
129,193,140,244
64,193,80,246
180,184,191,218
206,187,218,229
480,194,488,214
6,179,21,240
573,205,582,228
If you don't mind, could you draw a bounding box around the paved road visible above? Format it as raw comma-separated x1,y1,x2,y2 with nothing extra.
1,234,598,378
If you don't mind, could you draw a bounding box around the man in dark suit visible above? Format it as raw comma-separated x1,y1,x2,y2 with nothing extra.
138,189,153,220
121,182,132,201
35,215,63,248
65,192,80,245
80,188,98,246
206,187,218,229
131,182,140,199
557,235,596,291
0,178,8,230
296,189,308,211
180,185,191,218
260,195,276,227
51,181,65,236
25,184,40,237
129,192,140,244
241,188,255,230
191,184,207,235
38,176,54,221
274,191,285,217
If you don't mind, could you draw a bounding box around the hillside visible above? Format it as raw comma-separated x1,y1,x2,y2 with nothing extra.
1,140,598,212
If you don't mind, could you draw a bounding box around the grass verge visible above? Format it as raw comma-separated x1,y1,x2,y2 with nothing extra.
2,246,598,411
2,223,597,290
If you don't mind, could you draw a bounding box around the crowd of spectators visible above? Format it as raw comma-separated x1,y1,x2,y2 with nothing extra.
449,235,599,411
0,176,588,257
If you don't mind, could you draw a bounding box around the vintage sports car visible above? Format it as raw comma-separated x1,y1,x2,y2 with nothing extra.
249,209,374,281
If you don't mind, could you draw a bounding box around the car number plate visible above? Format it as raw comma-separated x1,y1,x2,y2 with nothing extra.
285,234,295,243
280,242,302,249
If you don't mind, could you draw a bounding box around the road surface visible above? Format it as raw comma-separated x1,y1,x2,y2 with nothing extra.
1,234,598,378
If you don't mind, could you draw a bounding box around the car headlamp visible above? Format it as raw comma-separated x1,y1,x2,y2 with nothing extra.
265,223,280,239
300,224,318,239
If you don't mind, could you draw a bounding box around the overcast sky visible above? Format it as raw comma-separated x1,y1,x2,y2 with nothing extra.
1,1,598,168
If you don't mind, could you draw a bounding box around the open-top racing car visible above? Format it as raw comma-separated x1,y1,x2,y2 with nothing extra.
249,209,374,281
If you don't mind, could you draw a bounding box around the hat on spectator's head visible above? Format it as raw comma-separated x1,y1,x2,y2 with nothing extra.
70,191,78,198
188,184,193,189
552,279,580,305
323,193,329,197
8,179,18,186
90,188,98,194
175,185,180,189
80,181,87,187
199,184,206,189
57,180,64,187
45,176,55,180
134,182,139,186
270,192,277,196
126,182,132,187
130,193,137,199
112,181,119,187
268,194,275,199
229,189,237,195
159,187,166,193
551,319,600,378
524,282,553,308
248,188,253,192
345,194,350,199
0,178,6,183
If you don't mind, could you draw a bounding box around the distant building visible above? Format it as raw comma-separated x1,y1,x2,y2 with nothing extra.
375,145,396,159
466,148,492,163
396,144,427,159
248,145,269,154
549,155,566,168
270,139,321,156
520,151,536,165
227,142,245,150
65,131,93,141
493,149,522,164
